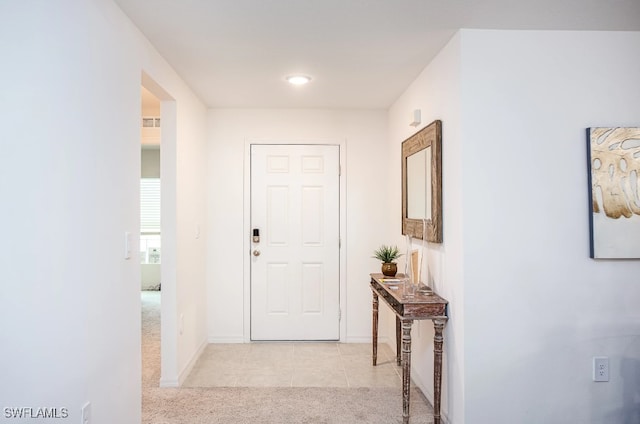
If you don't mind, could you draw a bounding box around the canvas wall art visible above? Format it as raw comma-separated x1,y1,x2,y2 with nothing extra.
587,127,640,258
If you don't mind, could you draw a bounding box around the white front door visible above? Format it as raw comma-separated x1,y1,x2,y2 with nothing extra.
250,144,340,340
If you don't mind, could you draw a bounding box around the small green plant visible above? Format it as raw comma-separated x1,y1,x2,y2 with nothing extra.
372,245,403,263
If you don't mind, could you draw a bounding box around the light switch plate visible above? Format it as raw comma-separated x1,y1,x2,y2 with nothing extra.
124,231,131,260
81,402,91,424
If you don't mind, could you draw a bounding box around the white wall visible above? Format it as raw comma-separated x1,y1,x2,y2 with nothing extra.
0,0,207,422
387,33,465,423
141,148,161,178
173,92,208,384
206,109,389,342
387,29,640,424
460,30,640,424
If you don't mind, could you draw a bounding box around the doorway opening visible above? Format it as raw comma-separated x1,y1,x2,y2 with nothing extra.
140,71,178,388
141,86,162,292
140,85,162,392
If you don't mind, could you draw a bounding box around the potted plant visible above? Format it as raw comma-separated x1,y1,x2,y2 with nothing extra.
372,245,403,276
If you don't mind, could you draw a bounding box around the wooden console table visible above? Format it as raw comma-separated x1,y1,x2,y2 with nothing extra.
370,273,448,424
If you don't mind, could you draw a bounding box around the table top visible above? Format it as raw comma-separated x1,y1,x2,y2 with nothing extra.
370,273,448,320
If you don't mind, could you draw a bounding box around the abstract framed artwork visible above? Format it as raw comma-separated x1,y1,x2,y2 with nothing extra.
586,127,640,258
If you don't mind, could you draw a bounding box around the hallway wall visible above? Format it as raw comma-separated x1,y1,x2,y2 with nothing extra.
460,29,640,424
206,109,390,343
0,0,208,421
387,29,640,424
387,32,464,423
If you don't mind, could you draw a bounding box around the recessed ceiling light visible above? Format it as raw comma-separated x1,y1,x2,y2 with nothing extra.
286,75,312,85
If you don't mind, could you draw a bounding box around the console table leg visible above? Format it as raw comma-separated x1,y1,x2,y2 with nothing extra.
396,316,402,366
372,292,379,366
433,319,446,424
402,319,413,424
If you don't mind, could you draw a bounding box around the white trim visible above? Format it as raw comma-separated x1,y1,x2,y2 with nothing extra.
208,336,245,344
175,339,207,386
141,71,180,388
344,336,376,344
159,99,178,385
411,368,450,424
243,139,348,343
159,377,179,388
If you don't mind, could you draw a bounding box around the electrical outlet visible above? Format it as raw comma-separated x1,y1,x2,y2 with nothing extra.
81,402,91,424
593,357,609,382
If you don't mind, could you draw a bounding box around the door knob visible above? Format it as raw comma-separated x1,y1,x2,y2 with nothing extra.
253,250,261,257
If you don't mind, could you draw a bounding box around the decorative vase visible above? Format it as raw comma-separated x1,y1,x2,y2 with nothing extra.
381,262,397,277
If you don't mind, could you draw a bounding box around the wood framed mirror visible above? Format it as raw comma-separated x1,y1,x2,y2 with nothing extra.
401,119,442,242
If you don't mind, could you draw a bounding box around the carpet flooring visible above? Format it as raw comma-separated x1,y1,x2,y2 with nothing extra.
141,291,435,424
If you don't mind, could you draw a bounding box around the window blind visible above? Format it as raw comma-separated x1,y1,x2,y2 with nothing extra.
141,178,161,234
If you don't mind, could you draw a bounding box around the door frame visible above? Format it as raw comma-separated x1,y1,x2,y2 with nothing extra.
243,139,347,343
141,72,179,386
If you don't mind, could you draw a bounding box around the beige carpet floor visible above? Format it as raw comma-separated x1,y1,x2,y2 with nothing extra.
141,291,435,424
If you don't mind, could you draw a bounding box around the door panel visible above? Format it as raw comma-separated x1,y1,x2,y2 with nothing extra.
266,263,288,314
301,186,323,245
251,144,340,340
267,186,289,245
301,263,323,313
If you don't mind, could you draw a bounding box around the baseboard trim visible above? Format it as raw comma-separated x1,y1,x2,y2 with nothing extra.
208,336,245,344
342,336,371,343
206,336,393,345
411,367,450,424
378,335,391,345
159,377,179,388
176,340,207,386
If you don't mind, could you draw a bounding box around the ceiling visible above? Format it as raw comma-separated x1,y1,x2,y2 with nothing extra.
115,0,640,109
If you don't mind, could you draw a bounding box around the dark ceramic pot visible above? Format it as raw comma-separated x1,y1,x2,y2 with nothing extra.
381,262,397,277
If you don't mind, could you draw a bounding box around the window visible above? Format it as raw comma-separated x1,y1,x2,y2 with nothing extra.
140,178,160,263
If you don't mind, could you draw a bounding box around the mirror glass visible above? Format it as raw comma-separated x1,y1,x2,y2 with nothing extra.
406,146,432,220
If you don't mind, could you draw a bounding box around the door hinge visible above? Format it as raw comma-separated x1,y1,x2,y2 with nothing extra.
339,164,341,176
339,308,342,321
339,238,342,248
